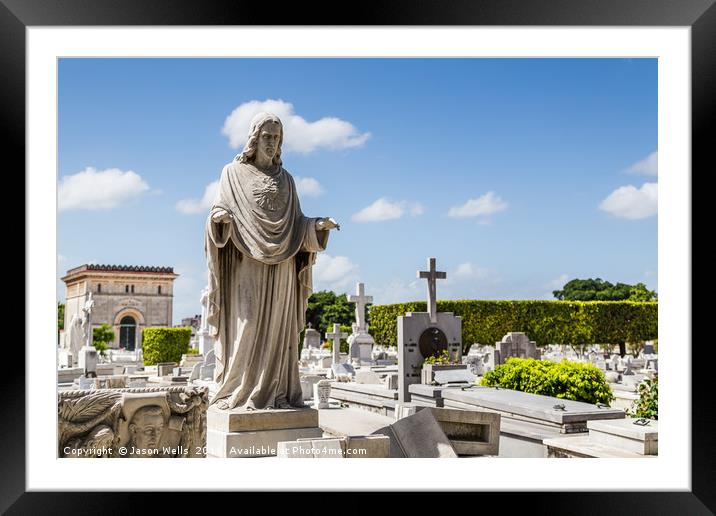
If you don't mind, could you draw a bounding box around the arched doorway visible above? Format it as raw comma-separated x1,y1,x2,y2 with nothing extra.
119,315,137,350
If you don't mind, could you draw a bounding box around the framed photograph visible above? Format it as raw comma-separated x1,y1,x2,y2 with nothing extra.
8,0,710,510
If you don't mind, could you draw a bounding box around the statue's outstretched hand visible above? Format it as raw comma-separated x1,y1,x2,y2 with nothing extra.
211,209,232,224
316,217,340,231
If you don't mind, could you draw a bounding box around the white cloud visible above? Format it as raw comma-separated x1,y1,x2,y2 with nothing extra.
448,192,508,219
351,198,424,223
626,151,658,176
176,181,219,215
453,262,488,280
295,177,324,197
545,274,569,290
58,167,150,212
440,262,491,300
599,182,657,219
313,253,359,292
370,279,423,305
221,99,371,154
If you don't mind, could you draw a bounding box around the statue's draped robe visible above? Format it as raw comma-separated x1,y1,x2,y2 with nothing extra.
205,161,328,409
67,314,84,365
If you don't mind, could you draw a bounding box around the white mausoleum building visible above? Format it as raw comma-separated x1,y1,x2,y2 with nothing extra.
61,264,178,351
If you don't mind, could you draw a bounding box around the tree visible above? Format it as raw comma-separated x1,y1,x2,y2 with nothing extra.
553,278,657,302
57,302,65,345
306,291,355,336
93,323,115,357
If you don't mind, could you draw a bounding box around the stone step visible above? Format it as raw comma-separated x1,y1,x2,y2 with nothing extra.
543,434,656,458
208,406,318,432
587,418,658,455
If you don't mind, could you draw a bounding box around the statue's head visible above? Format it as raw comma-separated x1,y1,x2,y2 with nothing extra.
128,405,166,451
236,112,283,166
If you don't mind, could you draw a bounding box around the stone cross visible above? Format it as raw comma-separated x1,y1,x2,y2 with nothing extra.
417,257,446,324
348,282,373,333
326,323,348,364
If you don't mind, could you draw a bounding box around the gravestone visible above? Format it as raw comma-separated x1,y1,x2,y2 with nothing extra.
78,346,98,377
464,354,486,375
313,380,332,409
200,348,216,381
326,324,348,366
494,332,539,365
432,368,477,385
75,376,95,390
303,323,321,349
58,349,73,369
300,374,325,401
398,258,462,403
189,363,202,381
643,341,656,355
157,362,176,377
622,356,635,376
331,362,355,380
355,369,382,385
371,406,457,458
347,282,376,364
383,373,399,390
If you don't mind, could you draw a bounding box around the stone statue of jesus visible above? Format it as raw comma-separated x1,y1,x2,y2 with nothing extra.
205,112,339,410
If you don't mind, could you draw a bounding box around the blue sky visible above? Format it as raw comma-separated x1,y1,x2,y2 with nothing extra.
58,58,658,324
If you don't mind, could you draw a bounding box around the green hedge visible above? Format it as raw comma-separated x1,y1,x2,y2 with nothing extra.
142,327,192,366
480,357,614,405
368,300,657,350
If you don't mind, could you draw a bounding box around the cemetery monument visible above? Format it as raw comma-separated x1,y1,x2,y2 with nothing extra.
204,112,340,410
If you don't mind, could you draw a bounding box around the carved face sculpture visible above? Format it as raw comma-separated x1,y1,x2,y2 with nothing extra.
256,121,281,165
129,405,166,451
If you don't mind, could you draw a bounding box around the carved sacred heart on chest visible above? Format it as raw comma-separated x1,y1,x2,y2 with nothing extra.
252,175,283,211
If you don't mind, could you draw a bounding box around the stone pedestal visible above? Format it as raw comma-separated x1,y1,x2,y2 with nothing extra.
58,349,73,369
348,332,375,364
78,346,98,376
206,406,323,457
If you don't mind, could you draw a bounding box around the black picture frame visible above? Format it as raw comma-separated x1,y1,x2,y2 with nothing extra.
5,0,710,512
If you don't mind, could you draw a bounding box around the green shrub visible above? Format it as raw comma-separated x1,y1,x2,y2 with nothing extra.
142,327,192,365
480,358,614,405
93,323,115,347
93,340,107,358
186,347,200,355
628,376,658,420
368,300,657,351
423,350,459,365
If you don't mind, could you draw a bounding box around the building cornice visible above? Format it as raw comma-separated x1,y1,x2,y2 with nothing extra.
61,264,178,283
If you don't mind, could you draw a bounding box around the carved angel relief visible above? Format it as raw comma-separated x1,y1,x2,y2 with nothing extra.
58,386,208,458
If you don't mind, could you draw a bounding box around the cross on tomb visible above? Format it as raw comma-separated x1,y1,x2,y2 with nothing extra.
326,323,348,364
417,257,446,324
348,282,373,333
